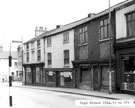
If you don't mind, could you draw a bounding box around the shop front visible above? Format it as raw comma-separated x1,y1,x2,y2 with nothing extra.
44,68,73,87
116,39,135,94
23,63,44,85
72,60,115,92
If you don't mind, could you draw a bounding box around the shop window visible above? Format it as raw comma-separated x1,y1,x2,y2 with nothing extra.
60,72,72,86
122,56,135,90
101,66,109,87
26,67,32,83
46,71,56,83
36,67,42,83
80,68,90,83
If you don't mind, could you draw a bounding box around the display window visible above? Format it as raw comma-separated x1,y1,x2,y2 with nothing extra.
121,56,135,90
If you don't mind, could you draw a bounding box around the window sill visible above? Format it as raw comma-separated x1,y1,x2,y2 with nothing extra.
99,38,111,42
63,64,70,68
47,45,52,47
78,43,88,47
63,41,69,44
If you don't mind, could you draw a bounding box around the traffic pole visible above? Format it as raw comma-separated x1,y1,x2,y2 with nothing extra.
9,43,13,107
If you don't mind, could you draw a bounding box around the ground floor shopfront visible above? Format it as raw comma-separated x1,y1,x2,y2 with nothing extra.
23,65,73,88
116,39,135,94
44,68,73,88
23,62,45,85
72,60,115,92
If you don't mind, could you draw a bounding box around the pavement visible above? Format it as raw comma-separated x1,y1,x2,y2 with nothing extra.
0,81,135,100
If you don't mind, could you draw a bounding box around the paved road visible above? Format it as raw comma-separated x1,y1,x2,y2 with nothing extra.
0,84,134,108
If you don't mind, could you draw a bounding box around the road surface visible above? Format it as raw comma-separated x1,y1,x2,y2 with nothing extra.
0,83,134,108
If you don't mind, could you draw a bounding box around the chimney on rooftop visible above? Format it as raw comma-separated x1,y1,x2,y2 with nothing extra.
35,26,47,37
88,13,96,18
56,25,62,29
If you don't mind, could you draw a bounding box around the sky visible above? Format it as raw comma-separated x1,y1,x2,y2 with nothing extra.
0,0,126,51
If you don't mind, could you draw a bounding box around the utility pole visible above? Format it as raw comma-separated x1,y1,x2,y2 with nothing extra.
108,0,112,94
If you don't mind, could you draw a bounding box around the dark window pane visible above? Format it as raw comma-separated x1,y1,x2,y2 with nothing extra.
132,21,135,36
100,27,104,39
104,26,108,38
104,19,108,25
128,22,132,36
132,12,135,20
100,21,103,26
127,14,131,21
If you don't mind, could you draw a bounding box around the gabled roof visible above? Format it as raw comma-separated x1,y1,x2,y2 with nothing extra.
24,29,56,44
42,0,133,37
24,0,133,44
0,51,18,59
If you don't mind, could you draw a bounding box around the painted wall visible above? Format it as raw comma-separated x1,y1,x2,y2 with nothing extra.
0,58,18,82
116,4,135,39
45,30,74,68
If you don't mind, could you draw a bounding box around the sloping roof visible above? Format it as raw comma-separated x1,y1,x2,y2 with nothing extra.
24,29,56,44
0,51,18,59
24,0,133,44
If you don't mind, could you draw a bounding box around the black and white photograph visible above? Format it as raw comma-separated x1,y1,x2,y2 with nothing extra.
0,0,135,108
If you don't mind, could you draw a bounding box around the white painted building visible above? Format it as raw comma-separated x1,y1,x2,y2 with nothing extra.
23,26,47,85
0,49,18,82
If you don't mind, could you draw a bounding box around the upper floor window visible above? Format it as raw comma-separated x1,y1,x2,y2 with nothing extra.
100,18,109,40
47,53,52,65
126,12,135,37
26,43,29,50
47,37,51,47
14,62,18,67
37,50,41,62
79,26,88,44
37,40,40,48
63,32,69,43
31,42,34,49
26,52,29,63
64,50,70,65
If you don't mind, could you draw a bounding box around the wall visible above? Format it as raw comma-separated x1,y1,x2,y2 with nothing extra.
116,4,135,39
45,30,74,68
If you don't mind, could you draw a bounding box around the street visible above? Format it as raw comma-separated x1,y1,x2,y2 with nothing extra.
0,83,134,108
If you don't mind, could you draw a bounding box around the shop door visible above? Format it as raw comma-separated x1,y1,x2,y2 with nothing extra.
93,66,99,90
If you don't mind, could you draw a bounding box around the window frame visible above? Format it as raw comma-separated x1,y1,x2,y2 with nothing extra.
64,50,70,65
37,50,41,62
47,53,52,66
47,37,52,47
63,31,69,44
99,18,109,40
79,26,88,44
126,11,135,37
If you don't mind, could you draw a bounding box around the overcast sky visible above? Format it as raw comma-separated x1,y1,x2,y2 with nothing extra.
0,0,125,51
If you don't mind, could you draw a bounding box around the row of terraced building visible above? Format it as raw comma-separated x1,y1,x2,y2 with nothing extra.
23,0,135,95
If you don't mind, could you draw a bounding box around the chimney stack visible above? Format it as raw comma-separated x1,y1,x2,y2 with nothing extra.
88,13,96,18
35,26,47,37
